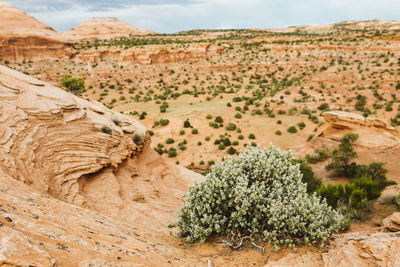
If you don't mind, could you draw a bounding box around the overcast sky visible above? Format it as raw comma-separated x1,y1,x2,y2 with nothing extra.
8,0,400,33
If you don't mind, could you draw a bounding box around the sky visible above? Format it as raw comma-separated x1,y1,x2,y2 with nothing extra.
8,0,400,33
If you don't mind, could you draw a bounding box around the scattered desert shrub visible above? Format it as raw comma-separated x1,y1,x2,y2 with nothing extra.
305,148,330,164
318,176,382,214
297,122,306,130
133,133,145,144
215,116,224,123
275,130,282,135
287,126,297,133
101,126,112,135
293,159,322,194
317,103,329,111
60,75,85,94
183,119,192,128
166,138,175,144
192,128,199,134
248,133,256,139
326,133,358,177
225,123,237,131
227,146,237,155
172,145,346,250
168,148,177,157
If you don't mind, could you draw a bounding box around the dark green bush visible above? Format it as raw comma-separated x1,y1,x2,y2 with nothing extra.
305,148,330,164
326,133,358,178
166,138,175,144
225,123,237,131
60,75,85,94
168,148,177,157
101,126,112,135
287,126,297,133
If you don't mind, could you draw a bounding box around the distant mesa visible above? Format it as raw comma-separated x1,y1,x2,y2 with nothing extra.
0,0,59,39
254,20,400,33
61,17,157,41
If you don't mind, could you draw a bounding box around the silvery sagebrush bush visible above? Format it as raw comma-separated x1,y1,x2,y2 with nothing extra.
171,144,346,250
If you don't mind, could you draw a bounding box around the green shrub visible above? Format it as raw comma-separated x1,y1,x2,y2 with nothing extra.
305,148,330,164
133,133,145,144
172,145,345,249
248,133,256,139
166,138,175,144
215,116,224,123
294,159,322,193
297,122,306,130
227,146,237,155
287,126,297,133
101,126,112,135
317,103,329,111
179,130,185,135
218,143,226,150
225,123,237,131
326,133,358,178
222,138,231,146
192,128,199,134
354,162,395,189
60,75,85,94
168,148,177,157
275,130,282,135
318,176,382,214
238,134,244,140
183,119,192,128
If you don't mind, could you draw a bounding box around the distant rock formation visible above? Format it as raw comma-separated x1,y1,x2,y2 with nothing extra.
258,20,400,33
317,111,399,149
0,0,69,61
61,17,156,41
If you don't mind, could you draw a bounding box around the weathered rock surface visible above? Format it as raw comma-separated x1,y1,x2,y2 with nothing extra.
0,64,205,264
72,43,219,65
317,111,399,149
0,0,70,61
383,212,400,232
262,20,400,33
0,169,190,266
265,232,400,267
62,17,156,41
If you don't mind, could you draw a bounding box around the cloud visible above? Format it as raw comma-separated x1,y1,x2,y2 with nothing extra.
7,0,400,33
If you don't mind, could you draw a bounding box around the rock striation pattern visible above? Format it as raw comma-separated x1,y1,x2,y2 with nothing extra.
317,111,399,149
264,232,400,267
0,64,205,265
0,0,70,61
61,17,156,41
0,65,147,206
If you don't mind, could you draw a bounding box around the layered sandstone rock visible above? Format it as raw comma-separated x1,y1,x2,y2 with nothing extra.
0,0,70,61
72,43,217,65
1,65,400,266
0,63,202,227
0,64,205,264
265,232,400,267
383,212,400,232
62,17,156,41
317,111,399,149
